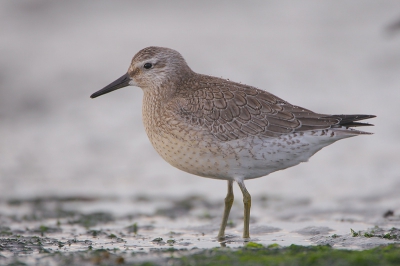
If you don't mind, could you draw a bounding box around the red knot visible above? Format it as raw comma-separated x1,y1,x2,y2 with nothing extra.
91,46,375,240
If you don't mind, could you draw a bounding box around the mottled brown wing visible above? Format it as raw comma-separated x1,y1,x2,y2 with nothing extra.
176,80,341,141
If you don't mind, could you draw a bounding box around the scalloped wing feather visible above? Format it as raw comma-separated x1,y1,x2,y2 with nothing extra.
173,76,373,141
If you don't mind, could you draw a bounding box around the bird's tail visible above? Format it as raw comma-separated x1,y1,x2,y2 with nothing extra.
329,114,376,135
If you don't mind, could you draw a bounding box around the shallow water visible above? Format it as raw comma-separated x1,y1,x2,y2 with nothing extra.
1,1,400,264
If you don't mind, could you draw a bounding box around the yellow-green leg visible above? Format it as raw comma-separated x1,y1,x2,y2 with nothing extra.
237,179,251,239
217,180,234,240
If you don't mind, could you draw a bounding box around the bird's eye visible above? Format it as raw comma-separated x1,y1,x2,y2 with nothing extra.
143,63,153,69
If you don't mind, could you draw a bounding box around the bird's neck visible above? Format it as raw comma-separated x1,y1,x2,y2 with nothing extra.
141,89,169,140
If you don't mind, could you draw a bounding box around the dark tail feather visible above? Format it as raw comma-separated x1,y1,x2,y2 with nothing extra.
339,122,374,127
329,114,376,127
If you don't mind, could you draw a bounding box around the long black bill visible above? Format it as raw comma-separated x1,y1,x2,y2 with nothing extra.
90,73,131,98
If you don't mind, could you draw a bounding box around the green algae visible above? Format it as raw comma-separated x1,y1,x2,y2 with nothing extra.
126,223,139,234
174,244,400,266
3,244,399,266
68,212,114,228
245,241,264,248
351,227,400,240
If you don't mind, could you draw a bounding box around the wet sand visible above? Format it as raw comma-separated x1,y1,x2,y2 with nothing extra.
0,195,399,265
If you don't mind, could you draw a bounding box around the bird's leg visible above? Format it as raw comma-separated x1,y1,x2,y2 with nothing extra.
217,180,234,240
236,179,251,239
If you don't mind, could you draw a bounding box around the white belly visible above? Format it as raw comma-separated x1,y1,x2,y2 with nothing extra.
148,129,353,181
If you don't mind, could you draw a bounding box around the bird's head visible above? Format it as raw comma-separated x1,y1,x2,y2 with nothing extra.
91,46,193,99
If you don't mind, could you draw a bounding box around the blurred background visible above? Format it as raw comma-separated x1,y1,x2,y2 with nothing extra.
1,1,400,210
